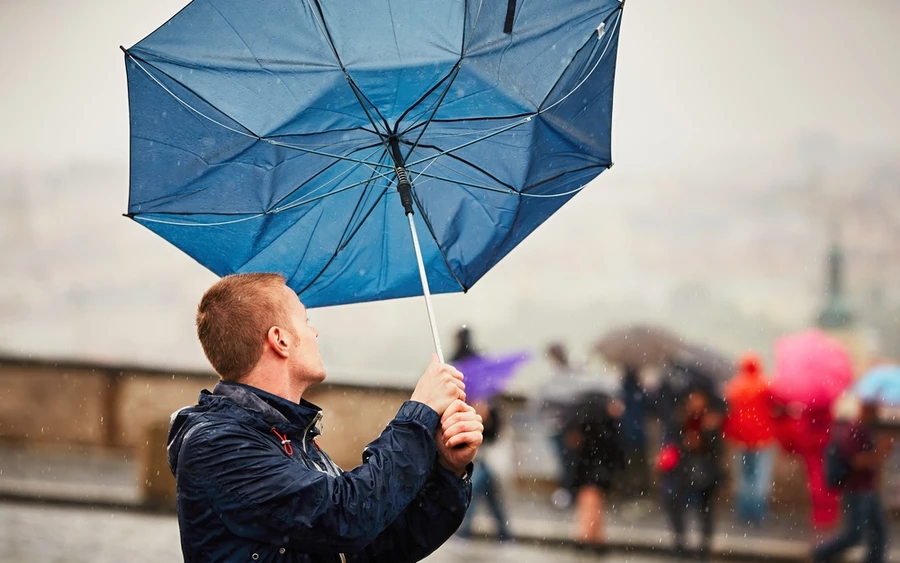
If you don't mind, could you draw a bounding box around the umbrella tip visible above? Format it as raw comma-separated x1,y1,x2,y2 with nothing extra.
119,45,128,54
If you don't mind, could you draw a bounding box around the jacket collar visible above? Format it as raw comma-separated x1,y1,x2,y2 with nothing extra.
210,381,323,437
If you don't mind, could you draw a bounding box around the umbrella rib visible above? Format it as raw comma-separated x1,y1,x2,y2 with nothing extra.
293,162,388,296
338,186,389,252
131,167,392,227
520,164,609,197
537,7,622,114
335,151,391,251
412,170,511,195
404,10,621,168
127,53,392,171
402,64,462,163
306,0,392,137
395,61,461,136
407,142,516,192
267,143,385,211
410,191,468,293
408,147,603,200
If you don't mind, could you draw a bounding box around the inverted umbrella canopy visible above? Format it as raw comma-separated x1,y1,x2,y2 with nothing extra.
124,1,623,315
772,330,853,407
855,364,900,406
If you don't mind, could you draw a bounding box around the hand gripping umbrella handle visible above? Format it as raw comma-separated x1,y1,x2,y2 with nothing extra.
390,138,445,364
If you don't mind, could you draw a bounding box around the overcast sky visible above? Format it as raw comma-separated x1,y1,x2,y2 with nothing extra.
1,1,898,171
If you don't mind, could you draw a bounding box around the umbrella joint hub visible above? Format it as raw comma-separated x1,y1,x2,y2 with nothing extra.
388,137,414,215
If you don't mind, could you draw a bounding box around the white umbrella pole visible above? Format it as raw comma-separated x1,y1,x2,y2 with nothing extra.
406,213,445,363
390,137,445,363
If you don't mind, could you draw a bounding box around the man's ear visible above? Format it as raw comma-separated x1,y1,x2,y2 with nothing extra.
267,326,291,359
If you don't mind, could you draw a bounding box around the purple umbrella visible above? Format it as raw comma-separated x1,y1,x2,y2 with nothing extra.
453,352,532,402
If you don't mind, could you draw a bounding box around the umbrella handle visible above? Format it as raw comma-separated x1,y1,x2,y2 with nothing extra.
406,212,445,363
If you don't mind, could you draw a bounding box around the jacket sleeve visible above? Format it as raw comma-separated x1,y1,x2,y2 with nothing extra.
349,462,472,563
178,401,440,555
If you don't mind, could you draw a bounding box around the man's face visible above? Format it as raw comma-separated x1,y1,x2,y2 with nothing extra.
280,285,326,386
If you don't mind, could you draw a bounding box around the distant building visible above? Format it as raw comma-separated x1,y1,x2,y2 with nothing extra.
815,242,873,376
816,243,855,330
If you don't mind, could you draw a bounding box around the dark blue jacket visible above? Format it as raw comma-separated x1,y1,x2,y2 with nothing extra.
167,381,471,563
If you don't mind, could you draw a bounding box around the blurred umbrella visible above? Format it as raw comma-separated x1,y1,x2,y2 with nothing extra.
772,330,853,407
661,359,724,405
452,352,531,402
594,325,683,367
855,364,900,406
673,343,735,384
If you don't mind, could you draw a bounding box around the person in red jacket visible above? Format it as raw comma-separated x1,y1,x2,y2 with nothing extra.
723,352,775,525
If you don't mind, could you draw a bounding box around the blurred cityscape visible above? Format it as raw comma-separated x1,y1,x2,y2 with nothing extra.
1,149,898,386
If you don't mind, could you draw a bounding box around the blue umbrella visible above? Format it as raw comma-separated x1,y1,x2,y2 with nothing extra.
855,364,900,405
123,0,623,360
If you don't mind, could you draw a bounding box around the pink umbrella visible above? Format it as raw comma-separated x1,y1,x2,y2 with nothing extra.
772,330,853,407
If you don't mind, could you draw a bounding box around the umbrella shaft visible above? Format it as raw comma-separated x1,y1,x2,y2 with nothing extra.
406,210,445,363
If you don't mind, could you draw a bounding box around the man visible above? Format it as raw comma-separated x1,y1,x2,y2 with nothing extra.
535,343,579,508
167,273,483,563
812,400,888,563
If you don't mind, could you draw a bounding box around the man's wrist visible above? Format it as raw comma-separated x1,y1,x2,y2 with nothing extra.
438,456,468,479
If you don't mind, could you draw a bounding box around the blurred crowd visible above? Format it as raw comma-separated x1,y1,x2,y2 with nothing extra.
450,325,898,562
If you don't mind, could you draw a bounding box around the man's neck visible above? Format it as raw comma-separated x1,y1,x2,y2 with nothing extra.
239,370,309,404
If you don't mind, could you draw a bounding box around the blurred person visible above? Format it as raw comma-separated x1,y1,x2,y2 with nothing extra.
771,399,840,527
618,365,650,496
167,273,482,563
660,388,724,561
450,327,511,541
536,342,580,509
455,400,511,541
812,400,888,563
723,352,775,525
564,393,625,551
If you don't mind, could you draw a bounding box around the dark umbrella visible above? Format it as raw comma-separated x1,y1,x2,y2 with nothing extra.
594,324,684,368
673,343,735,385
122,0,625,361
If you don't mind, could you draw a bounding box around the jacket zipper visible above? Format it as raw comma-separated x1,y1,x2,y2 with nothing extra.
303,411,325,471
303,412,345,563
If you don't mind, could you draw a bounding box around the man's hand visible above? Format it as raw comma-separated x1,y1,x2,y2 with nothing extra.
436,400,483,477
410,355,465,417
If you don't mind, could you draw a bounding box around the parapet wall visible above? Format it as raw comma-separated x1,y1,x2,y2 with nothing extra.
0,356,410,470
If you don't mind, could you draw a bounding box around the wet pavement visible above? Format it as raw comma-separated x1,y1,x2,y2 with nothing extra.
0,501,712,563
1,444,897,561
